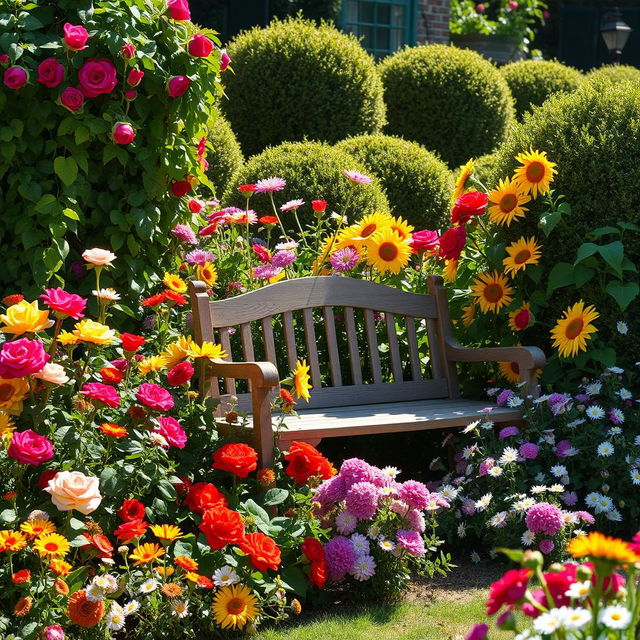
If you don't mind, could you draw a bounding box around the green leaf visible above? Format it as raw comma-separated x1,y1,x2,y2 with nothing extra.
618,221,639,231
497,548,524,563
243,499,270,525
597,241,624,277
590,226,620,237
280,566,309,596
69,517,85,531
546,262,574,295
53,156,78,186
605,281,640,311
99,467,121,494
538,211,562,236
62,208,80,221
263,488,289,506
573,264,595,288
157,479,177,501
589,347,617,367
574,242,599,265
66,566,90,594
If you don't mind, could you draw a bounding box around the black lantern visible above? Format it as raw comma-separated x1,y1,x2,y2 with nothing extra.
600,7,632,62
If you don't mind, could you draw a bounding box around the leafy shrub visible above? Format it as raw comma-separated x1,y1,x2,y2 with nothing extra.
500,59,583,118
205,110,244,199
224,141,389,216
378,44,515,167
586,63,640,85
0,0,223,301
270,0,342,21
336,135,453,230
221,17,386,157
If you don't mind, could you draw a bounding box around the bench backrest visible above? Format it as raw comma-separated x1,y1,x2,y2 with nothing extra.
190,275,458,410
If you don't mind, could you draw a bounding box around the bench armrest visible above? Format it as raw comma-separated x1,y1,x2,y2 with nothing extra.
445,340,546,370
208,359,280,389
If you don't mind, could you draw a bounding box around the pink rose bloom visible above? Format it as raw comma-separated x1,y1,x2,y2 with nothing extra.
34,363,70,385
121,44,136,59
220,49,231,71
78,58,117,98
410,229,439,253
37,58,65,88
167,0,191,20
112,122,136,145
4,66,28,90
82,248,116,266
168,75,190,98
45,470,102,514
155,416,187,448
0,338,50,378
0,54,9,65
40,288,86,319
475,4,485,12
124,89,137,101
43,625,65,640
136,382,174,411
60,86,84,112
508,0,518,8
80,382,120,408
189,34,214,57
63,23,89,51
8,429,54,465
127,68,144,86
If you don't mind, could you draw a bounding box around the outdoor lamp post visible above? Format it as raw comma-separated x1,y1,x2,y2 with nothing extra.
600,7,632,63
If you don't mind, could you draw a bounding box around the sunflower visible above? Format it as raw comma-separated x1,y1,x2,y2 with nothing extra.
503,237,542,276
197,262,218,287
452,159,474,203
0,377,30,414
470,272,514,314
33,533,70,558
0,412,15,439
67,589,104,627
461,303,476,328
567,532,640,565
350,212,393,241
364,228,412,274
443,259,458,283
550,301,599,358
49,559,72,576
488,178,531,226
212,584,259,630
20,519,56,538
150,524,184,542
389,216,415,241
508,303,532,332
163,273,188,294
138,356,168,375
99,422,128,438
160,336,194,368
186,341,227,360
498,361,521,384
129,542,165,566
291,359,312,402
513,149,557,198
0,529,27,552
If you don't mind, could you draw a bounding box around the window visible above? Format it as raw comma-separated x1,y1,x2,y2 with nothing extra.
342,0,415,59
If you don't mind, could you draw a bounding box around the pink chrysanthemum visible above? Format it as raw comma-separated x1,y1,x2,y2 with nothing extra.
279,199,304,212
479,457,495,476
330,247,360,272
171,224,197,245
185,249,215,265
335,510,358,535
324,536,356,582
342,169,372,185
345,482,380,520
555,440,575,458
539,539,554,554
406,509,426,533
271,250,297,268
499,426,520,439
396,529,425,557
576,510,595,524
519,443,539,459
252,265,282,280
524,502,564,536
496,390,514,407
397,480,430,511
351,554,376,581
254,176,286,193
339,458,377,488
314,475,347,508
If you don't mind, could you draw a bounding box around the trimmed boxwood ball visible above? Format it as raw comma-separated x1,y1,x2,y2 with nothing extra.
224,141,389,218
221,17,386,157
586,64,640,86
205,111,244,199
500,60,583,119
378,44,515,168
336,135,452,230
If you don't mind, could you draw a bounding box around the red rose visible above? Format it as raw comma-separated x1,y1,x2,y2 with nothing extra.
438,226,467,261
38,469,58,490
0,54,9,65
486,569,531,615
114,519,148,543
212,443,258,479
171,180,192,197
188,34,214,57
82,532,113,558
120,333,146,353
173,475,192,496
78,58,117,98
167,0,191,20
118,498,146,522
183,482,227,514
135,382,174,412
220,49,231,71
3,66,28,90
410,229,440,253
80,382,120,408
60,87,84,112
284,441,333,486
188,199,203,214
312,200,328,213
450,191,488,226
127,68,144,87
63,23,89,51
239,532,282,572
124,89,137,101
309,560,327,589
301,537,324,563
99,367,123,385
166,361,194,386
37,58,65,88
198,506,245,550
168,75,190,98
112,122,135,145
122,44,136,59
512,307,531,331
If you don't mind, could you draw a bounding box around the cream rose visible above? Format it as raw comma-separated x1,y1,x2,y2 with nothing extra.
45,470,102,515
82,248,117,267
34,363,70,385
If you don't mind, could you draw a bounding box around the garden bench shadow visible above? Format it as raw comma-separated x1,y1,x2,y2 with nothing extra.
190,276,545,465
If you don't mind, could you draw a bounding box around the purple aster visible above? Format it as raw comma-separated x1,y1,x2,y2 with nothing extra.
350,533,371,557
396,529,426,557
496,389,514,407
555,440,576,458
185,249,215,265
519,443,539,460
342,169,372,185
609,408,625,424
339,458,378,488
335,510,358,535
539,538,554,555
324,536,356,582
478,457,495,476
252,264,283,280
406,509,426,533
499,426,520,439
345,482,380,520
576,510,595,524
574,393,590,404
462,499,476,516
397,480,431,511
561,491,578,507
525,502,564,536
254,176,286,193
280,199,304,212
171,224,197,244
351,554,376,581
548,393,568,406
271,250,297,268
330,246,360,272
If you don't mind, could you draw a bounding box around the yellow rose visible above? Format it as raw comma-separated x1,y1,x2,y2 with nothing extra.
73,319,116,345
0,378,30,414
57,331,79,346
0,300,51,335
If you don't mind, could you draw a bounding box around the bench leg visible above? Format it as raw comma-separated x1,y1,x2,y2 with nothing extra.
252,387,275,468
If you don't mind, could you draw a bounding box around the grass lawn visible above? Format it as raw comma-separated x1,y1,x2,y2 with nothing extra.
256,564,510,640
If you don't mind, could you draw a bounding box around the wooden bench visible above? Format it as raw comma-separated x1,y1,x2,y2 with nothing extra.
189,275,546,466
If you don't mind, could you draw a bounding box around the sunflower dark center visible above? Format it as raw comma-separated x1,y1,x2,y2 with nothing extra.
0,384,14,402
227,598,245,615
526,161,545,182
565,318,584,340
379,242,398,262
484,284,503,303
360,223,377,237
514,249,532,264
500,194,518,213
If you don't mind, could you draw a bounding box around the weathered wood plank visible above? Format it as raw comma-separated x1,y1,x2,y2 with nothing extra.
406,316,422,381
282,311,298,372
385,312,403,383
261,316,277,367
322,307,342,387
363,309,382,384
218,327,236,395
343,307,362,385
302,308,322,388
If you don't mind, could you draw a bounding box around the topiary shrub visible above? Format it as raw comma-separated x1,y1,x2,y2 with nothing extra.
221,17,386,157
500,59,583,119
335,134,452,230
586,63,640,86
224,141,389,217
378,44,514,168
205,110,244,199
0,0,222,300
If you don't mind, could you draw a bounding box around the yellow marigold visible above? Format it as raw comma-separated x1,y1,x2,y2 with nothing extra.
160,336,194,368
129,543,164,566
186,341,227,360
33,533,70,558
197,262,218,287
57,330,80,346
0,300,51,335
138,356,168,375
14,596,32,617
163,273,188,294
20,519,56,538
212,584,259,630
567,532,640,565
0,529,27,552
0,377,30,414
73,319,116,345
149,524,184,542
49,558,72,576
155,566,175,577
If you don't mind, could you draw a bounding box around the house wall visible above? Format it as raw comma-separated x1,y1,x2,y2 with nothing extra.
417,0,450,45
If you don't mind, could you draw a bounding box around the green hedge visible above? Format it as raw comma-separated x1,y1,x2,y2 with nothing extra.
500,60,583,119
221,17,386,157
378,44,514,167
336,134,452,230
586,64,640,86
205,111,244,199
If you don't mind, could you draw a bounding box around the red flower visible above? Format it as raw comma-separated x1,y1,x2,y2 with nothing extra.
99,367,123,385
118,498,146,522
486,569,531,615
284,441,333,486
40,288,86,319
252,244,271,263
198,506,245,550
171,181,192,198
12,569,31,584
135,382,174,412
173,475,192,497
165,290,187,306
239,532,282,572
82,533,113,558
38,469,58,490
127,406,146,421
512,307,531,331
450,191,488,226
312,199,328,213
167,361,194,386
120,333,146,352
438,226,467,261
141,292,167,308
2,294,24,306
301,537,324,563
188,34,213,57
212,443,258,479
114,519,148,544
188,199,203,213
238,184,256,193
127,68,144,87
197,575,214,589
302,538,327,588
309,560,327,589
183,482,227,514
258,216,278,226
80,383,120,408
167,0,190,20
410,229,440,253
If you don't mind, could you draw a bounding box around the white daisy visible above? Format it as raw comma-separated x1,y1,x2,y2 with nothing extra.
595,495,614,514
573,529,586,537
566,580,591,600
521,530,535,546
630,468,640,485
562,607,591,630
562,512,579,525
440,484,459,501
609,426,623,435
475,493,493,511
530,485,548,494
480,421,495,430
105,602,126,631
599,605,631,629
470,551,481,563
618,388,632,400
499,447,519,465
586,405,605,419
93,288,121,301
381,466,400,479
507,396,524,408
513,498,535,512
549,484,565,493
139,578,159,594
86,583,105,602
488,466,503,477
488,511,509,528
617,321,628,335
171,600,190,618
585,382,602,396
274,240,299,251
462,420,480,434
456,524,467,538
597,442,614,456
367,524,381,539
585,492,600,507
104,574,119,593
123,600,140,615
606,508,623,522
378,538,396,551
462,445,477,460
533,610,564,635
608,366,624,374
212,566,240,587
550,465,567,477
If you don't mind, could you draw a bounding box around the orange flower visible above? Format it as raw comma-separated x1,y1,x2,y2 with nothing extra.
54,577,70,595
20,518,56,538
174,555,199,572
67,589,104,627
149,524,184,542
0,529,27,552
184,571,199,583
257,468,276,487
49,559,72,576
129,542,164,565
161,582,183,598
14,596,32,617
99,422,128,438
11,569,31,584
